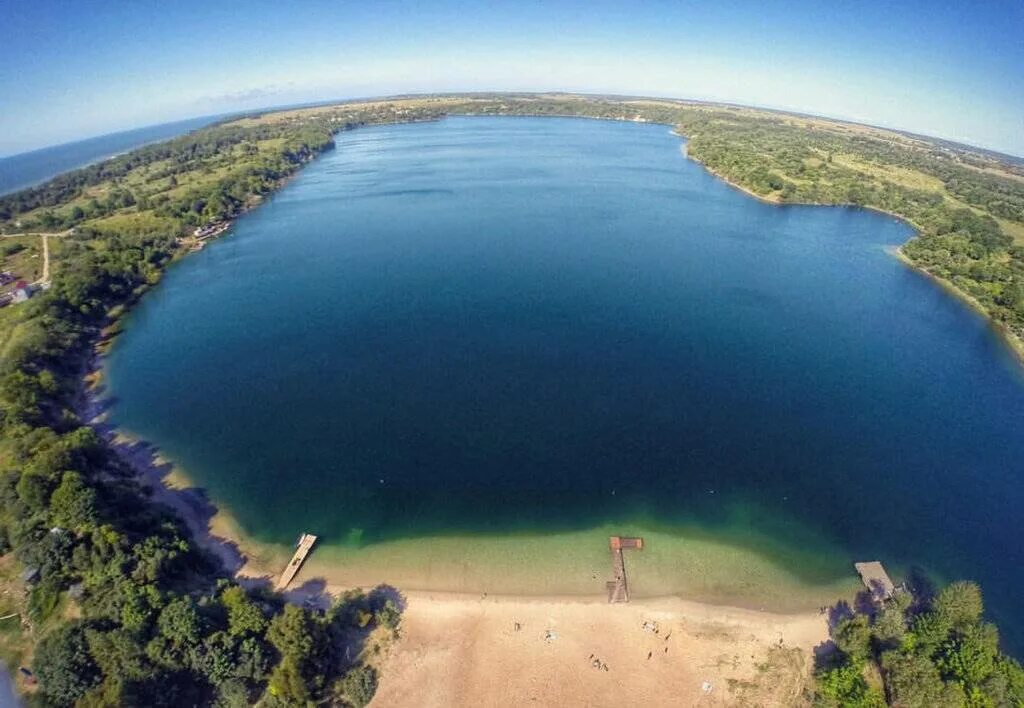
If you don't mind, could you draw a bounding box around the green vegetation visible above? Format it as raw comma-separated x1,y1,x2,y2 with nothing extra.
0,93,1022,704
814,582,1024,707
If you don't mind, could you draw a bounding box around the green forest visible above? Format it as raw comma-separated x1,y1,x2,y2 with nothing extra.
815,582,1024,706
1,95,1023,706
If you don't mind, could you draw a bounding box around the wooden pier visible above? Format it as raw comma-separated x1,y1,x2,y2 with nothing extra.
607,536,644,603
854,561,896,602
276,533,317,590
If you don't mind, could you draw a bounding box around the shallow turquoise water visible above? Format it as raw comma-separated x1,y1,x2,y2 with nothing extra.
105,117,1024,645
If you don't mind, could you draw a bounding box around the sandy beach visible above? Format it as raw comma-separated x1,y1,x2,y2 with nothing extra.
372,591,827,707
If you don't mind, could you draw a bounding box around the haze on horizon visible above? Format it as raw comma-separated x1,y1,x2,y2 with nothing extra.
2,0,1023,158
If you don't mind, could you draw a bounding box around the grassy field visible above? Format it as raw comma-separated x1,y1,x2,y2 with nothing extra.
0,556,29,678
0,235,43,285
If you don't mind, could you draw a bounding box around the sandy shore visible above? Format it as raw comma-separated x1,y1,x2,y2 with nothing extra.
372,591,827,707
82,352,862,612
78,357,849,707
80,382,840,706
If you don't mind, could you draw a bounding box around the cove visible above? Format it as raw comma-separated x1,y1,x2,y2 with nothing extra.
104,117,1024,647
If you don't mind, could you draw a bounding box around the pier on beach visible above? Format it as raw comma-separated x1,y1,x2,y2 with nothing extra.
276,533,317,590
607,536,644,603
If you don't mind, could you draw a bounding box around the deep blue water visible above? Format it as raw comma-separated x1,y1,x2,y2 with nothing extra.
0,115,224,196
105,117,1024,644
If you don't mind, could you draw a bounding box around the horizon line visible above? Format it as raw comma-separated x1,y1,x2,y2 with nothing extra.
2,90,1022,165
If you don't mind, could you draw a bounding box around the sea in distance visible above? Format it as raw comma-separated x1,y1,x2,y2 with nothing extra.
0,114,224,196
103,117,1024,648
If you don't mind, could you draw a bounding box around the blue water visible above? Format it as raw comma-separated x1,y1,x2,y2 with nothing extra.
105,117,1024,646
0,115,225,196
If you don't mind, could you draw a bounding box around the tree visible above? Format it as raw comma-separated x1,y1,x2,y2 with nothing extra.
85,628,153,683
50,470,98,531
191,631,238,685
882,650,964,708
267,656,310,705
221,585,268,637
266,604,329,697
337,665,378,708
871,596,910,650
214,678,254,708
374,598,401,631
933,581,984,632
266,604,315,661
834,615,873,664
815,663,885,708
34,623,102,704
120,582,163,635
15,468,56,511
937,623,999,691
28,577,62,622
158,595,203,648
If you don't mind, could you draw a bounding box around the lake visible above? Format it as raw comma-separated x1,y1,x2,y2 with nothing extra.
104,117,1024,646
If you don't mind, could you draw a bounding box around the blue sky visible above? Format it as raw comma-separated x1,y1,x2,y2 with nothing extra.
2,0,1022,157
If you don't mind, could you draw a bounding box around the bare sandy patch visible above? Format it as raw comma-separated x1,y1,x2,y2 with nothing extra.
371,592,826,707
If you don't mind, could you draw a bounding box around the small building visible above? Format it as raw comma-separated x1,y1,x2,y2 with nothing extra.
193,221,230,240
11,280,31,303
20,567,40,585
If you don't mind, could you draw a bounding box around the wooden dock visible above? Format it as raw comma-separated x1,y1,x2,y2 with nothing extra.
607,536,644,603
276,533,317,590
854,561,896,602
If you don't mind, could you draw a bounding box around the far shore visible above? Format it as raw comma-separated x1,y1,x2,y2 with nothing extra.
888,245,1024,364
677,142,1024,367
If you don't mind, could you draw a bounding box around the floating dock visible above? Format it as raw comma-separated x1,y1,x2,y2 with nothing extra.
854,561,896,602
276,533,317,590
607,536,644,603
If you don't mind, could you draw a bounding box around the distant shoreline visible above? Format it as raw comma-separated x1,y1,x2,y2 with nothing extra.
889,246,1024,364
676,141,1024,367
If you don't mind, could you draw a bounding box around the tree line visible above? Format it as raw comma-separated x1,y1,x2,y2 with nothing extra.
815,581,1024,706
